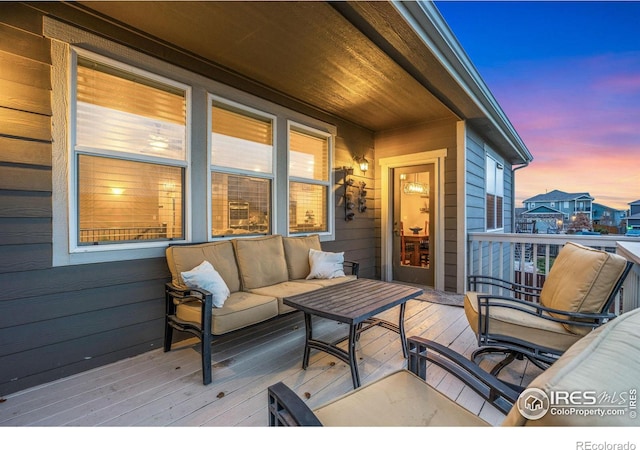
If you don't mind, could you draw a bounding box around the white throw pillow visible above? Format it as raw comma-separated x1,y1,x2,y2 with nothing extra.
306,248,345,280
181,260,230,308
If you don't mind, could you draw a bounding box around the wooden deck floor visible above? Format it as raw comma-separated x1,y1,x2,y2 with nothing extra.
0,290,543,427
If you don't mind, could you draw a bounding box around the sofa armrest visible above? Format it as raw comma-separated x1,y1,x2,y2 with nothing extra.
268,382,322,426
344,260,359,277
165,282,213,338
407,336,521,414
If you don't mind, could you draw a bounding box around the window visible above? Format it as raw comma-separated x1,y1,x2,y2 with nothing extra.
486,155,504,231
72,50,189,247
288,123,331,234
210,98,274,237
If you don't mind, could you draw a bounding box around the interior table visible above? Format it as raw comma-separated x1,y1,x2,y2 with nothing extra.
283,278,424,389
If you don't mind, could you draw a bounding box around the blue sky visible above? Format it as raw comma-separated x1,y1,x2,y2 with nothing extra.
435,1,640,210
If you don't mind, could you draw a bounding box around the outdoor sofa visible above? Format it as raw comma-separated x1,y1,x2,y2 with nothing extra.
164,234,359,384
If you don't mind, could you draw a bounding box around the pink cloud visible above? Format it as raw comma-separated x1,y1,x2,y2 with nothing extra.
493,54,640,211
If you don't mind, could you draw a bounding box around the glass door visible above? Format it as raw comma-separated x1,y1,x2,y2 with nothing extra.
392,164,434,286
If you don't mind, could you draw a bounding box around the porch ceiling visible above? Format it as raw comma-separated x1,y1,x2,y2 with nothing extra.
76,1,458,132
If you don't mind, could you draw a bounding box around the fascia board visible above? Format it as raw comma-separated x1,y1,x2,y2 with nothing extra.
392,0,533,164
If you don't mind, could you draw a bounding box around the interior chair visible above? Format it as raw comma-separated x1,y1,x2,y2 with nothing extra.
464,241,633,375
419,221,429,266
268,306,640,426
399,221,414,265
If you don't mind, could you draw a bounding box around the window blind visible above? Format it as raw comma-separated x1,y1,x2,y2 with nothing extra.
76,57,186,161
289,129,328,181
211,103,273,173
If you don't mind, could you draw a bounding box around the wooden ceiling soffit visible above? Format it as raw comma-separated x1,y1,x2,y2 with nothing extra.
75,1,455,131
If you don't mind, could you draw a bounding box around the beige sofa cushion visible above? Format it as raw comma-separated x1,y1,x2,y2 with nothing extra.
166,241,240,293
314,370,489,426
464,292,582,353
248,280,322,314
234,235,289,290
540,242,627,334
502,307,640,426
282,234,322,280
176,291,278,335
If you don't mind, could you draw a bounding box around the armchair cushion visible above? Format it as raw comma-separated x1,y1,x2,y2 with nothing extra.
313,369,489,427
540,242,628,334
503,306,640,426
464,292,582,353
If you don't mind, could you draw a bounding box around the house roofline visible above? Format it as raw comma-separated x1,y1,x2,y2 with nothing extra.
394,1,533,164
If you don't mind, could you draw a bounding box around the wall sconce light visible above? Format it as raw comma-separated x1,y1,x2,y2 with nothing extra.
354,156,369,174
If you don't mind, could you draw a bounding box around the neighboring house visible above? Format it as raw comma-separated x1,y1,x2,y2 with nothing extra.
627,200,640,231
592,202,627,232
519,205,564,233
523,190,594,228
0,1,532,395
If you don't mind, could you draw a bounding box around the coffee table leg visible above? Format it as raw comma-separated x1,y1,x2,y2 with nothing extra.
302,312,312,369
399,302,408,358
348,324,361,389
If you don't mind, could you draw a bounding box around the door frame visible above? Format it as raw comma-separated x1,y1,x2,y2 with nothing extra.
379,149,447,290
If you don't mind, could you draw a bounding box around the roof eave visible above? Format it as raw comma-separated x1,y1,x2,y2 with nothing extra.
393,1,533,164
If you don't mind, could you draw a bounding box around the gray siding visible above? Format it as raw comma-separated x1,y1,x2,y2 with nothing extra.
465,126,515,234
0,4,376,395
374,118,458,291
466,126,515,279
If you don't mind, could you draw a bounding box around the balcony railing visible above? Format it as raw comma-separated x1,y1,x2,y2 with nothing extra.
468,233,640,314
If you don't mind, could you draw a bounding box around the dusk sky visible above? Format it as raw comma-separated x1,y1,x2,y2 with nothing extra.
435,0,640,211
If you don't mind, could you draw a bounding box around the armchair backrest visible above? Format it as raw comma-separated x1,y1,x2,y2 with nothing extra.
540,242,628,335
502,306,640,426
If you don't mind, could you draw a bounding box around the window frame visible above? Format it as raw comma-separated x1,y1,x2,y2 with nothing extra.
287,120,334,237
69,47,191,253
485,153,504,232
48,20,337,266
208,94,277,238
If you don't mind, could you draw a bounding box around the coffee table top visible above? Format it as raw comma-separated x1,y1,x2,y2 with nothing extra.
283,278,423,324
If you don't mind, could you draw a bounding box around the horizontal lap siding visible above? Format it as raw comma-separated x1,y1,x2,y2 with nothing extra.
0,4,378,395
374,119,458,290
466,126,514,279
0,7,170,395
465,127,486,233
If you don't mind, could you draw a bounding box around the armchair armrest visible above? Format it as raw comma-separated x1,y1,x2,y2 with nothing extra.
468,275,542,301
267,335,522,426
407,336,520,415
475,294,616,329
268,382,322,426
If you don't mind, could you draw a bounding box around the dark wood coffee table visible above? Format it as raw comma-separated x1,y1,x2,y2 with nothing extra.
283,278,423,388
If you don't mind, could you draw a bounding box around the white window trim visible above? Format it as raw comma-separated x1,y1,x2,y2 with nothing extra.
286,120,335,238
47,17,337,266
208,94,278,238
485,152,504,232
49,25,194,266
69,48,192,254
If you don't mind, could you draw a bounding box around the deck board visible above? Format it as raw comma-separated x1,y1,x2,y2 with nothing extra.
0,293,543,427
